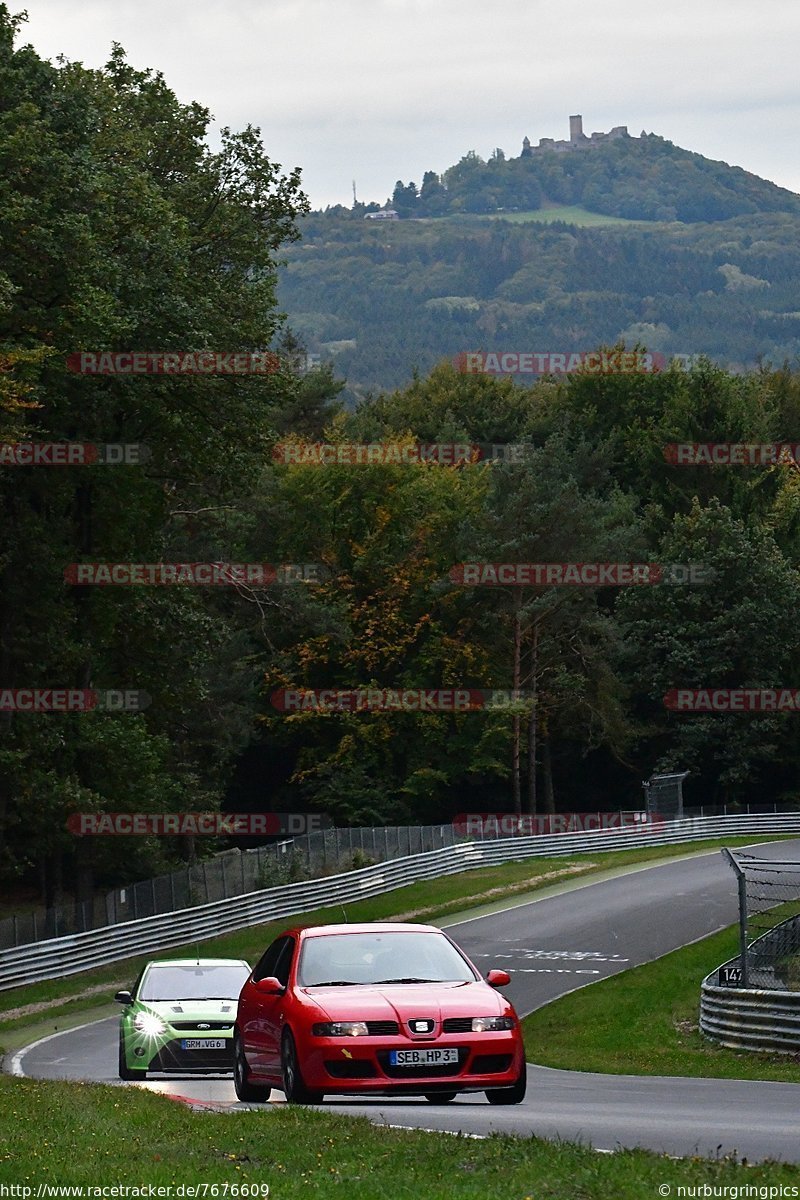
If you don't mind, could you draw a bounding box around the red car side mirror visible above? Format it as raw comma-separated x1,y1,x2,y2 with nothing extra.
486,969,511,988
253,976,285,995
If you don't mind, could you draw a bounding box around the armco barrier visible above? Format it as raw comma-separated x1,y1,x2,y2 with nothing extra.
2,813,800,992
700,971,800,1052
700,911,800,1052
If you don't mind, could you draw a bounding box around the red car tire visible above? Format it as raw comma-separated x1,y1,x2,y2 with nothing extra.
281,1029,324,1105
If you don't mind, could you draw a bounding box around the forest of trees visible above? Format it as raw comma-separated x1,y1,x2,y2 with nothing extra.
4,7,800,911
278,210,800,401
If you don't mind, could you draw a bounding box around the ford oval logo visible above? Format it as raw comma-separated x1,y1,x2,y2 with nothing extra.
197,1023,211,1030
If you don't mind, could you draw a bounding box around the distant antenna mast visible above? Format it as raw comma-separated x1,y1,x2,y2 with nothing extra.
352,179,358,206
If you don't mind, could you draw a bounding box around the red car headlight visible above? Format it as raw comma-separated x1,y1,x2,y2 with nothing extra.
312,1021,370,1037
471,1017,515,1032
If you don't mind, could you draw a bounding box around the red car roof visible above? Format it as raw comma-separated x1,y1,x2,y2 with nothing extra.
281,922,444,939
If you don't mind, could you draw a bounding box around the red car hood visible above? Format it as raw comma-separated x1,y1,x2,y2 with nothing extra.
301,981,511,1023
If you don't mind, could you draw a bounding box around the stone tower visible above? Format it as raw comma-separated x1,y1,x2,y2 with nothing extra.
569,114,584,142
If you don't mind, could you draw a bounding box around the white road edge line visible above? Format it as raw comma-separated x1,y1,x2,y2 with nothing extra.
8,1017,114,1077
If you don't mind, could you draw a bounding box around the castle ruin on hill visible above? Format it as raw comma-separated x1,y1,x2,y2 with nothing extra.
521,115,636,156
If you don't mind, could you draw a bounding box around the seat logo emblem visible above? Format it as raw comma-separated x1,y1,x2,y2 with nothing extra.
411,1019,433,1033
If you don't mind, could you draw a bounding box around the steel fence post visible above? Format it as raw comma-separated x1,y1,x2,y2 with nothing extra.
722,848,749,988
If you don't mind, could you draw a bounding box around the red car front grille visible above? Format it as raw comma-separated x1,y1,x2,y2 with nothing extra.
441,1017,474,1033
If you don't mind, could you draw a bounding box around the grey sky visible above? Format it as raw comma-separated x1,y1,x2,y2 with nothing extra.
17,0,800,209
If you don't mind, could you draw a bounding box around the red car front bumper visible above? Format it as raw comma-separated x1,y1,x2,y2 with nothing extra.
295,1030,524,1094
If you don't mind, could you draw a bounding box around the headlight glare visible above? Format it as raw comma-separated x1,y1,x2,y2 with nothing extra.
312,1021,370,1037
471,1016,514,1032
134,1011,166,1036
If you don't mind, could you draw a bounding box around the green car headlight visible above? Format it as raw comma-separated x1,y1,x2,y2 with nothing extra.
312,1021,370,1037
471,1016,515,1032
133,1011,167,1037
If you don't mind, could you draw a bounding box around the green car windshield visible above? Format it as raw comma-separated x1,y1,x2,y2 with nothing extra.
139,964,249,1002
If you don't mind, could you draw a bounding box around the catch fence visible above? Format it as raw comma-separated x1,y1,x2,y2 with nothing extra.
720,848,800,990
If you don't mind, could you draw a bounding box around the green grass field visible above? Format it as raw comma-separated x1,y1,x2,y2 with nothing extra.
2,1074,800,1195
486,205,648,227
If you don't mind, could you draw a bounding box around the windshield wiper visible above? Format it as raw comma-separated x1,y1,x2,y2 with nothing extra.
372,977,439,984
304,980,359,987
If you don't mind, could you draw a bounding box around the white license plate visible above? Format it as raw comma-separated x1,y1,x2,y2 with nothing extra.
180,1038,226,1050
389,1048,459,1066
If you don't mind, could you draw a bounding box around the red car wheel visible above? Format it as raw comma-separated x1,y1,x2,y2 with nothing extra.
281,1029,324,1105
485,1063,527,1105
233,1032,272,1103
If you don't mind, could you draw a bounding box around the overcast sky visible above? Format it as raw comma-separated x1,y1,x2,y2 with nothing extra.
15,0,800,210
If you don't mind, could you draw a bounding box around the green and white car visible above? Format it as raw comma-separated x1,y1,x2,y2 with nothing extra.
116,958,250,1080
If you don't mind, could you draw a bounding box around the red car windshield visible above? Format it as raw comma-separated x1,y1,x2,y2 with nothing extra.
297,931,478,986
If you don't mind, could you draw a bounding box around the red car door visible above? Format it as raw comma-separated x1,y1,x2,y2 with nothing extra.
260,937,296,1078
241,935,294,1075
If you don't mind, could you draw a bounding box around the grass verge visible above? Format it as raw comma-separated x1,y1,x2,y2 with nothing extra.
1,1074,799,1195
521,923,800,1083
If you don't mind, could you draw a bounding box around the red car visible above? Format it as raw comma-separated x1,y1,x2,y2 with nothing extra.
233,922,526,1105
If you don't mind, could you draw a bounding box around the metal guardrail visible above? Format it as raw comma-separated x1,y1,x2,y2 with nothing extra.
700,973,800,1052
0,823,464,950
3,812,800,993
3,804,786,951
700,910,800,1052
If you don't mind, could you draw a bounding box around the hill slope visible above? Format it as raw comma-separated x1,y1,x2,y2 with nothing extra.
278,211,800,400
385,133,800,223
